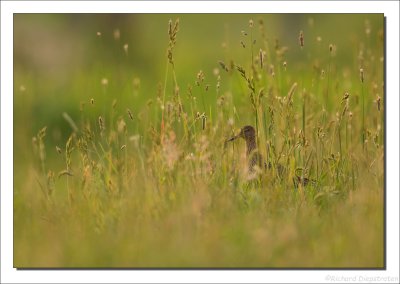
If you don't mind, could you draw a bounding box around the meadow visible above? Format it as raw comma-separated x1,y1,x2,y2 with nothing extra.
13,14,384,268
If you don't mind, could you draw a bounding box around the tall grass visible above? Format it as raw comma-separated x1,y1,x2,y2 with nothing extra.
14,15,384,268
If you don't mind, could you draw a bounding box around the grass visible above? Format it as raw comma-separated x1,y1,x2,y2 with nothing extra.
13,14,384,268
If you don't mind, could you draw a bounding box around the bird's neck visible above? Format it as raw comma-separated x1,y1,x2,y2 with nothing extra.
245,137,257,156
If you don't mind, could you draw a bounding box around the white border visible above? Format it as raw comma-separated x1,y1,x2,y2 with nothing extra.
1,1,399,283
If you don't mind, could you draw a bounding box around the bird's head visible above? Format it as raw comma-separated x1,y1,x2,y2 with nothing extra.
226,125,256,142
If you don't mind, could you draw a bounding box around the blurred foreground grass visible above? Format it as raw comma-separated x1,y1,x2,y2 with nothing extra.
14,14,384,268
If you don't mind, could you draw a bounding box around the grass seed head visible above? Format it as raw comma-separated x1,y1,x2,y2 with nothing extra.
249,19,254,28
218,61,229,72
202,115,207,130
299,30,304,48
359,68,364,83
259,49,264,69
342,91,350,102
196,70,205,83
98,116,105,131
287,82,298,103
376,96,381,111
127,108,134,120
167,18,180,65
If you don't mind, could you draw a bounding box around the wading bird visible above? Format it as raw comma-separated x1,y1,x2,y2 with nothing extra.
226,125,265,173
226,125,315,187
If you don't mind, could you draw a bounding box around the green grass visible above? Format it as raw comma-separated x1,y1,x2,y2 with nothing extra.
14,14,384,268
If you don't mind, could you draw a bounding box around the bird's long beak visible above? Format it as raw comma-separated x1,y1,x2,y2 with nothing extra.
226,133,240,142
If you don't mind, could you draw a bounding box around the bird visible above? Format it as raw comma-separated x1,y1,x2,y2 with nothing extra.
226,125,315,187
226,125,265,173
